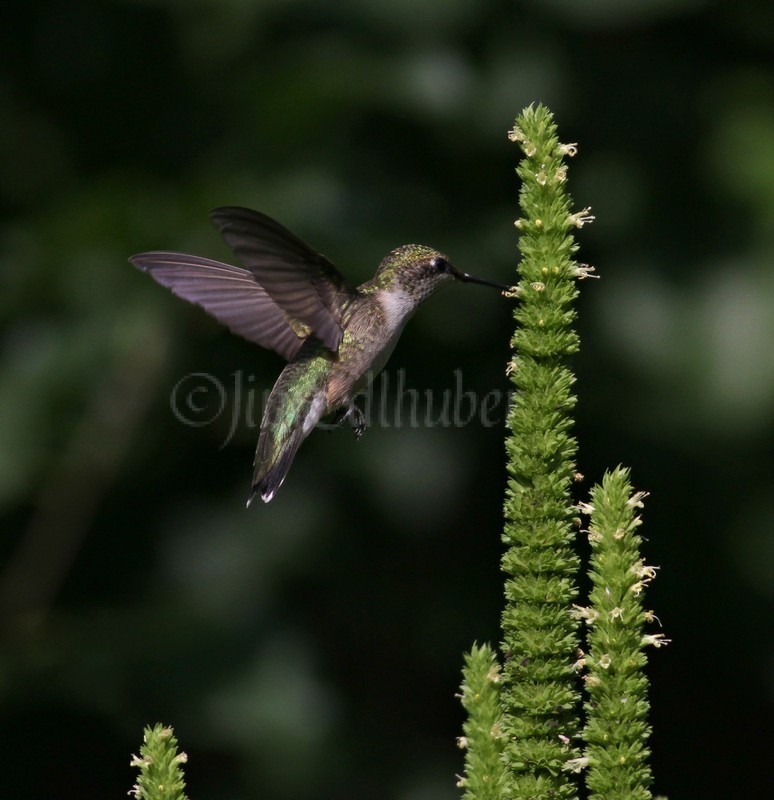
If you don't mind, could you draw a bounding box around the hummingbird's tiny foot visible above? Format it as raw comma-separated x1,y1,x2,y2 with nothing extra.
350,404,366,438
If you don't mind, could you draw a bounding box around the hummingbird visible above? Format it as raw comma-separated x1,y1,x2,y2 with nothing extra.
130,207,506,505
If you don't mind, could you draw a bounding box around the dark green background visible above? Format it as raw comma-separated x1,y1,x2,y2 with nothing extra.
1,1,772,798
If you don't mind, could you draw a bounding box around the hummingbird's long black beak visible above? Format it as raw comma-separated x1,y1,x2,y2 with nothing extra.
453,268,509,291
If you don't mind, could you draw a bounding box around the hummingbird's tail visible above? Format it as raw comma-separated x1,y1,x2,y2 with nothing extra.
246,389,328,506
247,430,304,506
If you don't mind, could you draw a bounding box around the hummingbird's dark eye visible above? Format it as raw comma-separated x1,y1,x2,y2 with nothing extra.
431,256,449,273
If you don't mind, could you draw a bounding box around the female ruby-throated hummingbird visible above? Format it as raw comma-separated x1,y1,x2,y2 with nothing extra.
131,207,506,505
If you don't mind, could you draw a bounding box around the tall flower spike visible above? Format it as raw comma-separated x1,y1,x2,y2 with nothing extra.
580,468,661,800
129,724,189,800
501,102,585,800
457,644,508,800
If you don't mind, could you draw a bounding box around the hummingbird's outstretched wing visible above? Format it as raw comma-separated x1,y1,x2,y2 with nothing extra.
129,252,306,360
209,206,354,353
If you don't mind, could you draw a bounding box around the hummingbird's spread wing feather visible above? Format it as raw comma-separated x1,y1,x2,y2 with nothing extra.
129,252,305,360
209,206,354,353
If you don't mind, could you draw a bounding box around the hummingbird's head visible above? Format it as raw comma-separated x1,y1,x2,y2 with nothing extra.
375,244,507,302
375,245,455,302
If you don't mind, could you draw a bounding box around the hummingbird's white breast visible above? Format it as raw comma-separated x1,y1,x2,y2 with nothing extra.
378,286,416,335
359,286,417,381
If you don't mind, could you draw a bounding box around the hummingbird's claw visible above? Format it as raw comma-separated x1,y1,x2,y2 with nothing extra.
348,403,367,438
327,403,366,437
352,417,366,440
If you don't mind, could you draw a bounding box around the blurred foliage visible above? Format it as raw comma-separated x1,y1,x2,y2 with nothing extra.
0,1,772,799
